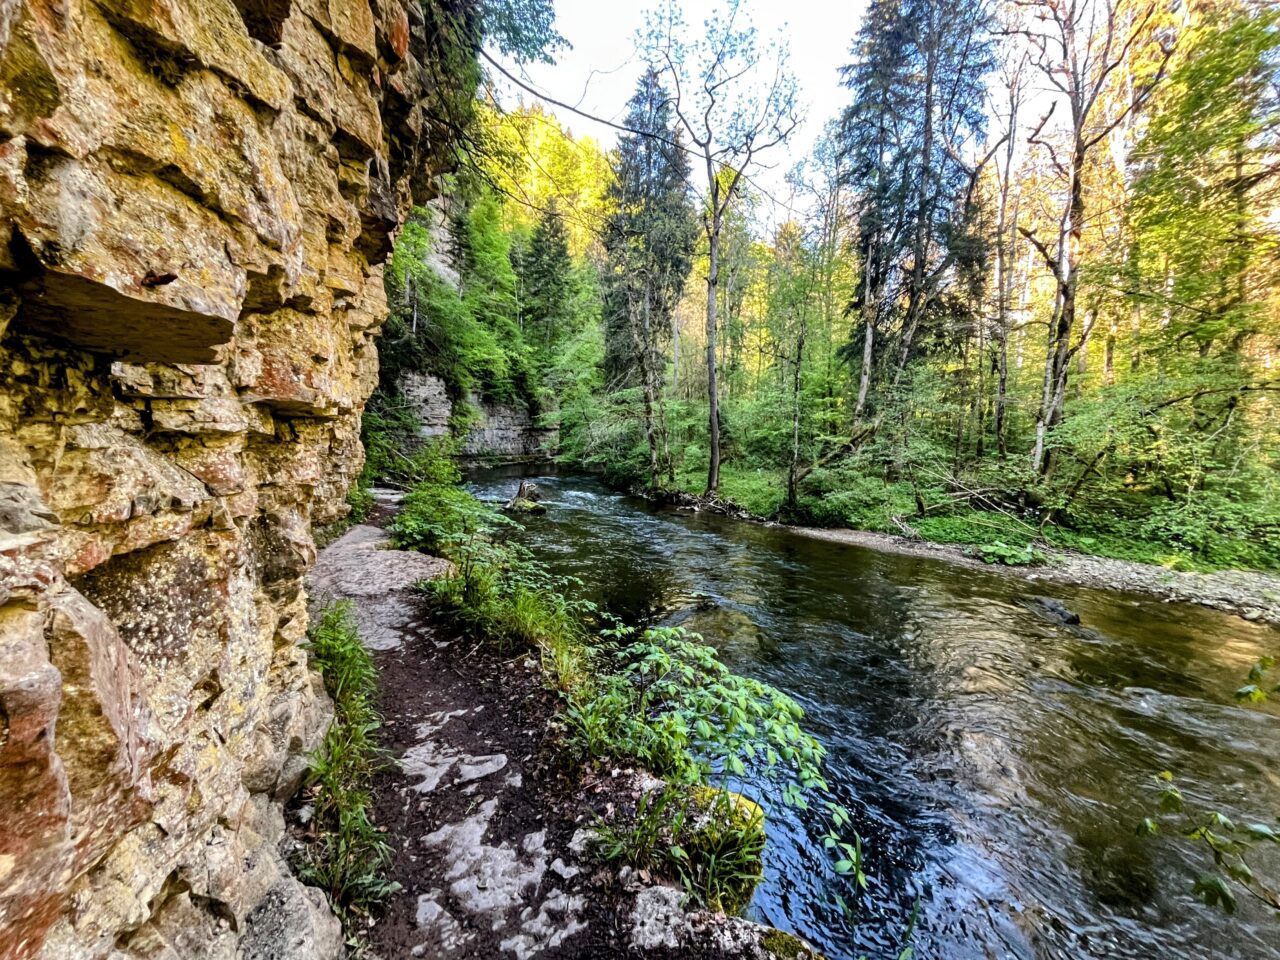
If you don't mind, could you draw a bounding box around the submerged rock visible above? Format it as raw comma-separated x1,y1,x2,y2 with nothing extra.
1031,596,1082,625
505,480,548,514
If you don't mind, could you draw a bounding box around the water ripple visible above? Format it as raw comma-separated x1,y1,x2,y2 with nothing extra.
467,470,1280,960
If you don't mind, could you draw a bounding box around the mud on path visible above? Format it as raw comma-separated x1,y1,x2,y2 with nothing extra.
308,524,821,960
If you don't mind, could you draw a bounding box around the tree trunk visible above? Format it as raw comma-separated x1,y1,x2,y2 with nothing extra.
1104,314,1117,384
705,212,722,496
994,127,1018,460
1032,143,1084,476
786,318,807,512
671,307,680,390
895,32,937,384
855,315,874,419
640,295,661,491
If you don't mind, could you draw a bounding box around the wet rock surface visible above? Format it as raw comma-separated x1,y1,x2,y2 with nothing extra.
398,370,559,458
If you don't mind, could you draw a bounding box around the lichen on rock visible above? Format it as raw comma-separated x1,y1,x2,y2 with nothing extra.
0,1,440,956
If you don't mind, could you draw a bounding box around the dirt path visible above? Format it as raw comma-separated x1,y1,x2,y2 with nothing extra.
308,524,822,960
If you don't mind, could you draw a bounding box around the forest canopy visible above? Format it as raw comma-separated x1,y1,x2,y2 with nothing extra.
381,0,1280,573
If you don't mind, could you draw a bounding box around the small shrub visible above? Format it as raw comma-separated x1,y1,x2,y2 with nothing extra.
562,624,866,909
390,482,505,554
593,784,766,913
565,625,827,794
347,482,374,523
976,541,1048,566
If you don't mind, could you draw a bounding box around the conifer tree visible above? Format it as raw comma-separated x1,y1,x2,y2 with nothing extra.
602,67,698,487
837,0,994,416
518,200,574,346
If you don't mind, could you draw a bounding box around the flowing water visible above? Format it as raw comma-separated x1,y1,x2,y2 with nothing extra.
468,468,1280,960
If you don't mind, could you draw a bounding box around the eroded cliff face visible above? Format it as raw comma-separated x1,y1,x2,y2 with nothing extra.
0,1,439,956
399,371,558,458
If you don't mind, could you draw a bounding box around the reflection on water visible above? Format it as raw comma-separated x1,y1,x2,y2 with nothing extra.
468,469,1280,960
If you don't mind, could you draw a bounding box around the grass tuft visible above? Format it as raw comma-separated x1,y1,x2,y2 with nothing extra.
300,601,399,929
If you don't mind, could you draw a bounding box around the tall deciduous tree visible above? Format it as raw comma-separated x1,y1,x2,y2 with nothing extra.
1014,0,1172,476
648,0,800,495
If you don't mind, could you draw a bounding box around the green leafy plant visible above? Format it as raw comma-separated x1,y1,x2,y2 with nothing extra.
1234,656,1278,705
1139,654,1280,914
589,780,767,912
568,624,827,790
975,540,1048,566
565,623,868,905
1138,770,1280,913
299,602,400,926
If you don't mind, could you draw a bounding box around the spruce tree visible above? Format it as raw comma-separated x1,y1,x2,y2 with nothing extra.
838,0,994,410
519,200,574,346
602,68,698,486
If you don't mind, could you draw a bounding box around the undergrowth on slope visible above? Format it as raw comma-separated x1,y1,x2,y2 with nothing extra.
300,602,399,931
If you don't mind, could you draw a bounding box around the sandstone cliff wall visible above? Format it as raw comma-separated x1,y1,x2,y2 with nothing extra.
0,1,438,956
399,370,558,458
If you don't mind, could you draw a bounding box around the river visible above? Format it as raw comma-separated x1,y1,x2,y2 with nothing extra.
468,468,1280,960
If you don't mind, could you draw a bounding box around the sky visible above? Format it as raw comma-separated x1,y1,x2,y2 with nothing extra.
490,0,870,222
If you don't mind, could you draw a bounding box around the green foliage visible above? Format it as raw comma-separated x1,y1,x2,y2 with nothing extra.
1136,493,1280,571
793,461,921,531
390,478,501,555
475,0,566,64
346,483,374,524
513,200,575,349
601,68,698,389
381,198,541,409
563,622,867,908
566,624,828,794
1139,768,1280,914
300,603,399,924
1235,657,1279,705
392,471,593,686
975,541,1048,567
672,463,787,518
591,784,766,913
360,401,461,491
1130,9,1280,352
672,789,768,912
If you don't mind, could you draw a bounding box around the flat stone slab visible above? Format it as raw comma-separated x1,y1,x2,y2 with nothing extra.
311,524,450,599
308,525,450,649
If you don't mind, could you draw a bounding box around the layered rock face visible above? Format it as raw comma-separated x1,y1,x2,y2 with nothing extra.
0,1,438,956
400,372,558,458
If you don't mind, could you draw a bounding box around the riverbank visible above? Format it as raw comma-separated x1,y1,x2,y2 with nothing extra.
651,489,1280,627
306,522,826,959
